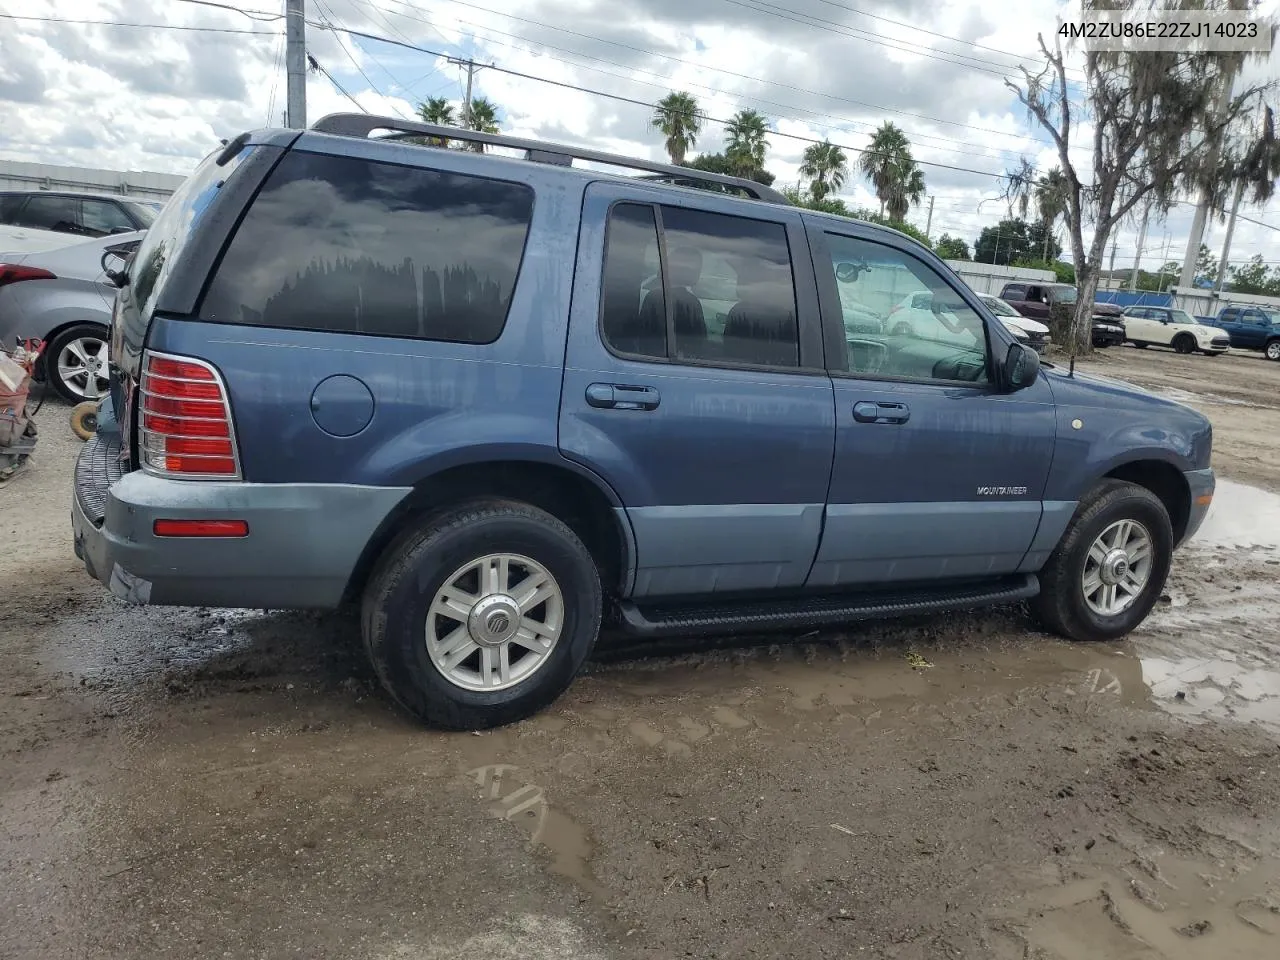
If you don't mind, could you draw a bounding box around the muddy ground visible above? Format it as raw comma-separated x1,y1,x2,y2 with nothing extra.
3,345,1280,960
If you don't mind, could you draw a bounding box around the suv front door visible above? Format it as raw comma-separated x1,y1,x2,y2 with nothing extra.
807,220,1058,586
559,184,835,598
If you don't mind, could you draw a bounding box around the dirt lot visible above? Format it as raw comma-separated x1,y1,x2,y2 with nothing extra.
3,345,1280,960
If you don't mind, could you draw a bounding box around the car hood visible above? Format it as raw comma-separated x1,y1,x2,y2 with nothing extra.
1091,303,1124,317
1000,315,1049,335
1191,325,1222,338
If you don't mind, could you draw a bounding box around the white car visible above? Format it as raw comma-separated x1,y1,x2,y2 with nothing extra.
978,294,1052,354
887,291,1048,352
1120,305,1230,355
0,190,159,256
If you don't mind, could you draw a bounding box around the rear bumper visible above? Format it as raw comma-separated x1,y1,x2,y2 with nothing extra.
72,435,411,608
1180,467,1215,546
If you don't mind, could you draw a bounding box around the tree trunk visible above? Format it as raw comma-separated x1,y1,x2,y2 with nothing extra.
1073,252,1105,356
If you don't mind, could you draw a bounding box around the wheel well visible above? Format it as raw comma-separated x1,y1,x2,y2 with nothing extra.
1104,460,1190,543
343,461,629,603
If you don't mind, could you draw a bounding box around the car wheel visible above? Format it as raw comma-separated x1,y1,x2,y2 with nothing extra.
1031,480,1172,643
1172,334,1196,354
44,323,110,402
1265,340,1280,362
361,498,602,730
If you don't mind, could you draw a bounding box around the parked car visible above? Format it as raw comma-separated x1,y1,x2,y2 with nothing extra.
886,290,1043,352
0,232,142,400
1201,305,1280,361
1119,306,1230,355
998,281,1126,347
72,115,1215,730
976,294,1052,353
0,190,157,256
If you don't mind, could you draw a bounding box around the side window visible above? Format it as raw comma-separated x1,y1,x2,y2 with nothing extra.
601,203,666,359
599,203,799,369
1220,308,1236,322
80,200,136,237
0,194,23,224
200,151,534,344
13,195,83,234
825,232,988,385
1004,284,1025,300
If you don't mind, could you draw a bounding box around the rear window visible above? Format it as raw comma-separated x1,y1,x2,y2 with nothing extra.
199,151,535,344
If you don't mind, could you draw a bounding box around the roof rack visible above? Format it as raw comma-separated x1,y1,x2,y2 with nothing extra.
309,113,792,206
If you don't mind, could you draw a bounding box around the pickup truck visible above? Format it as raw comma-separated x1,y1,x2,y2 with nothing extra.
999,282,1126,348
1200,305,1280,361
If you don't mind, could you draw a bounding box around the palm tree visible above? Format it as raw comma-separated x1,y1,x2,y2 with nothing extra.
724,108,769,171
885,161,926,221
799,140,848,201
463,97,501,152
1035,166,1070,261
651,92,702,165
416,96,455,147
859,121,912,217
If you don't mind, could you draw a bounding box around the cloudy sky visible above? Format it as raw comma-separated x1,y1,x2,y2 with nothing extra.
2,0,1278,277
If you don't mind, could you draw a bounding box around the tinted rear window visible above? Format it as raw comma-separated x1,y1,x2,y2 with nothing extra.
199,151,535,344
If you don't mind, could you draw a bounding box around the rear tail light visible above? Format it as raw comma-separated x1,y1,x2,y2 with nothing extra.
139,351,240,478
0,264,56,287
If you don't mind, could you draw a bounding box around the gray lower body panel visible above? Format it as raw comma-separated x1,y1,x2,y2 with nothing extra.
72,436,411,608
621,504,825,598
809,500,1045,586
1181,467,1215,546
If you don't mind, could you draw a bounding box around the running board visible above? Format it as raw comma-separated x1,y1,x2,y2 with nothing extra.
616,574,1039,637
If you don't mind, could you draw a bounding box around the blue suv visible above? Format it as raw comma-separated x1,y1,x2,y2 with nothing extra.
72,115,1215,729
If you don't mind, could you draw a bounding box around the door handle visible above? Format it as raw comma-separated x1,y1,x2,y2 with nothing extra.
853,400,910,424
586,383,661,411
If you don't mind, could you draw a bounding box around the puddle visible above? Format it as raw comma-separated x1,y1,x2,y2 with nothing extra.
1157,386,1262,408
1194,479,1280,550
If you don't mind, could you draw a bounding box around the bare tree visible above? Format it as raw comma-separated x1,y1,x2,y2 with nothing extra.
1002,158,1037,219
1008,0,1277,357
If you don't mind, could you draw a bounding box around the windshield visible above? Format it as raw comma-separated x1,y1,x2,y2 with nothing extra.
122,200,161,228
1170,309,1196,325
981,295,1021,317
1050,286,1077,304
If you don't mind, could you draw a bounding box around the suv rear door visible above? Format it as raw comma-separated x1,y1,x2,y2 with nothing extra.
806,219,1058,586
559,183,835,598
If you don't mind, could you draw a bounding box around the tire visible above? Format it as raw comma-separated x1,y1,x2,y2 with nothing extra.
1031,479,1172,643
44,323,110,402
361,498,602,730
1265,340,1280,362
69,401,99,440
1131,341,1147,349
1172,334,1196,355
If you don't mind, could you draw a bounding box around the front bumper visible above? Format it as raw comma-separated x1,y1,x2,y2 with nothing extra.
1092,322,1125,346
72,434,411,608
1199,336,1230,353
1180,467,1215,546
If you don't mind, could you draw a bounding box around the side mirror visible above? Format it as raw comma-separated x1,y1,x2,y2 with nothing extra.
101,247,134,288
1004,341,1040,391
834,261,866,284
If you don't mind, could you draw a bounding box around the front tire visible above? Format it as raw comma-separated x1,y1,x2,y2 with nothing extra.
1032,480,1172,643
361,499,602,730
1173,334,1196,355
1265,340,1280,362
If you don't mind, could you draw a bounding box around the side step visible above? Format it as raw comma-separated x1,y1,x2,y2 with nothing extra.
616,574,1039,637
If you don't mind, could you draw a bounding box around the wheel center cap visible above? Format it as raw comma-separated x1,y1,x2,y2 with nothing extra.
468,594,520,646
1100,548,1129,585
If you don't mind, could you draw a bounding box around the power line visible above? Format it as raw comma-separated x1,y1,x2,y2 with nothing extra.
373,0,1030,163
313,0,411,117
307,53,370,113
382,0,1077,154
0,12,280,35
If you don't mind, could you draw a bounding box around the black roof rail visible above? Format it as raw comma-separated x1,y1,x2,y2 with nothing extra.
309,113,792,206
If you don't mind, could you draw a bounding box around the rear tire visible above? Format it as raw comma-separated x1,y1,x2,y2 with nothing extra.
1265,340,1280,362
1031,480,1172,643
361,499,602,730
1173,334,1196,355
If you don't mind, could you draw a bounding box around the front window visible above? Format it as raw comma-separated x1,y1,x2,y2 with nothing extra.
982,296,1021,318
825,232,988,384
121,200,160,228
1169,309,1196,325
1049,286,1077,304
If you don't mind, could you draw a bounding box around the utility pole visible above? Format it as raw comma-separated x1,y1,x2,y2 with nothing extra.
1128,206,1149,292
924,196,935,239
285,0,307,129
1214,179,1245,294
448,56,480,128
1178,78,1236,288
